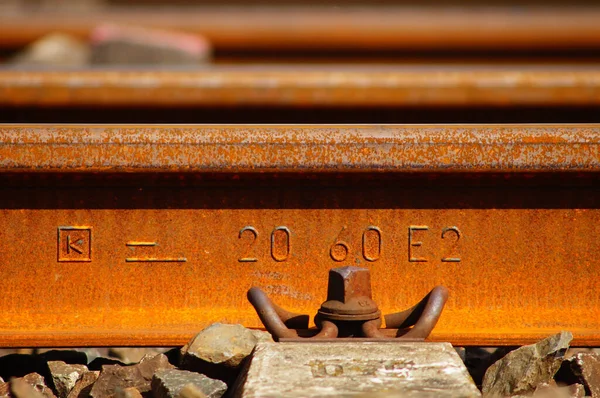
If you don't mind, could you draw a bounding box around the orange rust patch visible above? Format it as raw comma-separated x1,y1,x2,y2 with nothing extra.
0,125,598,346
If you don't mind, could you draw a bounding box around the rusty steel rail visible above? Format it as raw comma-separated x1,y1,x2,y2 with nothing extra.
2,66,600,108
0,124,599,347
0,125,599,172
2,6,600,51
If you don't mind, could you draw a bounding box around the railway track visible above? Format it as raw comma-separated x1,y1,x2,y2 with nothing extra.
1,65,600,108
0,124,598,347
1,5,598,397
2,65,600,125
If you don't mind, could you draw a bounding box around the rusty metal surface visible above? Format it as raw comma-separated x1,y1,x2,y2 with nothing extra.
2,6,600,50
0,125,599,347
2,66,600,107
1,124,600,172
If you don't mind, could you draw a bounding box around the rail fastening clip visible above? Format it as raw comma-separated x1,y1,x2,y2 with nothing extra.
247,266,449,341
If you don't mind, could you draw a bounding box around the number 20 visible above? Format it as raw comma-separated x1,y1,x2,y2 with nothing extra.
238,226,291,262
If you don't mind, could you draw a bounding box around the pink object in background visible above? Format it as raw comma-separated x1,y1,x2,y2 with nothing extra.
90,24,211,65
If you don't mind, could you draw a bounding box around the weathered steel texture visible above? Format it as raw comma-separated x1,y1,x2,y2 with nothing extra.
2,6,600,50
0,125,598,347
0,125,600,172
2,66,600,107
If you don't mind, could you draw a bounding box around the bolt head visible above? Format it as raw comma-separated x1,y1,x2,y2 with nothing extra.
318,266,380,321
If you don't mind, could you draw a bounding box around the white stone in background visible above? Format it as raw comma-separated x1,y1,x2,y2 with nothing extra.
233,342,481,398
9,34,90,67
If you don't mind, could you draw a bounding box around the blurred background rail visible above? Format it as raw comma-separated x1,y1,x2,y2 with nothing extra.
1,0,600,123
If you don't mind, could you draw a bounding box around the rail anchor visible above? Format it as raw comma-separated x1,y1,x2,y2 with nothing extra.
247,266,449,341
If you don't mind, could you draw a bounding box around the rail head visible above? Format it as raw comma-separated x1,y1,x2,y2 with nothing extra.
2,66,600,107
0,124,599,173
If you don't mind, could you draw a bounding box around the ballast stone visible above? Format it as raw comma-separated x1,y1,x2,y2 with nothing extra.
67,371,99,398
10,373,55,398
11,378,46,398
152,369,227,398
182,324,273,369
482,331,573,397
181,323,272,384
233,341,481,397
90,354,174,398
562,353,600,397
47,361,88,398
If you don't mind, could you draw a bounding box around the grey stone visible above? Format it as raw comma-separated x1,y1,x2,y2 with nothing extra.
89,354,174,398
66,371,98,398
182,324,273,369
9,34,90,67
152,369,226,398
233,341,481,397
482,331,573,397
181,324,272,384
47,361,88,398
10,373,55,398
